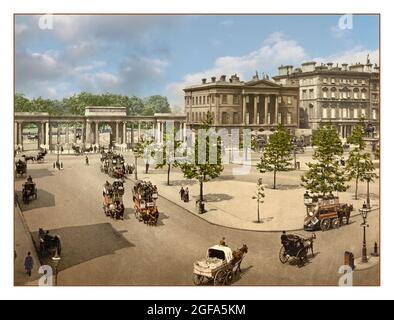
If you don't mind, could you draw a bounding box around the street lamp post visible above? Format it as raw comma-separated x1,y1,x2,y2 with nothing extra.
364,172,372,209
198,174,206,214
359,203,370,264
252,178,265,223
51,249,61,286
292,137,297,170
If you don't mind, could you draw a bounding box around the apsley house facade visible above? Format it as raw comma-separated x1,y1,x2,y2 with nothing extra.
183,74,299,133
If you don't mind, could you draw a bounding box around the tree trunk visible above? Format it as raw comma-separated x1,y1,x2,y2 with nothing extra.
134,156,138,180
167,164,171,186
273,170,277,189
355,176,359,200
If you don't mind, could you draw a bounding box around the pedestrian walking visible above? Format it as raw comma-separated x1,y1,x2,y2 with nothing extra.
85,156,89,166
179,187,185,201
94,145,97,153
184,188,189,203
24,252,34,277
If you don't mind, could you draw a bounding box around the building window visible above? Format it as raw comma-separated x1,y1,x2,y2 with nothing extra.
287,97,292,104
322,88,328,99
354,109,358,119
361,108,366,117
233,113,239,124
342,108,348,118
361,91,367,100
222,112,228,124
372,109,377,120
309,89,314,99
302,90,307,99
331,108,336,119
323,78,327,84
222,94,228,104
233,95,239,104
203,96,206,105
322,108,328,119
287,113,292,124
278,113,282,124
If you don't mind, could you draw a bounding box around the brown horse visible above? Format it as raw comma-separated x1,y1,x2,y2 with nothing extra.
231,244,248,273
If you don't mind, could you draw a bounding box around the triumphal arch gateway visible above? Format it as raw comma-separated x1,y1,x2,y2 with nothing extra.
14,106,187,151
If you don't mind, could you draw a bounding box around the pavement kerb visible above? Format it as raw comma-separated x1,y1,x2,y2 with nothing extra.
129,176,379,234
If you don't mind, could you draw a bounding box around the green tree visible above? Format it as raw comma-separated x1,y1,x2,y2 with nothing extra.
178,112,223,209
346,151,376,200
302,124,349,195
347,117,366,150
154,128,182,186
257,124,293,189
15,93,32,112
142,95,171,115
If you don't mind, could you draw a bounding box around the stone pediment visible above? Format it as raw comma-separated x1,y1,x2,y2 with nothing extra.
244,79,281,88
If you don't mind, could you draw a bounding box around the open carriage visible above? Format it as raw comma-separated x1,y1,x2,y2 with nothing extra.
22,181,37,204
193,244,248,286
279,233,316,267
36,149,47,163
102,183,124,220
15,160,27,178
38,228,61,259
304,196,353,232
132,181,159,226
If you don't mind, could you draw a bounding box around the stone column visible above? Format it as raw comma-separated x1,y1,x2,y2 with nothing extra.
95,122,99,145
73,124,77,143
115,121,119,144
264,96,269,124
40,122,45,146
14,122,18,145
274,95,279,124
18,122,22,146
138,122,141,142
254,95,259,124
123,122,127,144
242,95,247,125
65,123,69,144
85,120,91,144
48,122,53,150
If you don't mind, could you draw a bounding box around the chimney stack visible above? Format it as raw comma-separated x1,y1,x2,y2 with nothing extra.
211,77,216,83
202,78,207,84
220,75,226,82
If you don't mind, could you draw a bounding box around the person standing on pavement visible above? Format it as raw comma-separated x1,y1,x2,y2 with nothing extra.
24,252,34,277
85,156,89,166
184,188,189,203
179,187,185,201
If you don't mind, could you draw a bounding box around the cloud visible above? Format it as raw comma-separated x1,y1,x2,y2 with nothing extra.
313,47,379,66
220,20,234,26
166,32,306,109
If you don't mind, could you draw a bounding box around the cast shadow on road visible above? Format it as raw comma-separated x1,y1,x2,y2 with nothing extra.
265,184,302,190
31,223,134,272
195,193,234,203
164,180,198,187
15,168,55,180
16,189,56,212
288,252,321,268
156,212,169,227
231,265,254,285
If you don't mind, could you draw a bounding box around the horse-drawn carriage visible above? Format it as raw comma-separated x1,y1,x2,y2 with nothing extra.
102,182,124,220
22,180,37,204
72,144,82,155
193,244,248,286
39,228,61,258
36,149,47,163
279,233,316,267
304,196,353,232
133,181,159,226
15,160,27,178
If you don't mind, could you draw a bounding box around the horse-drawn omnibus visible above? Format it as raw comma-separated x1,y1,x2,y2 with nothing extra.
132,181,159,226
15,160,27,178
304,196,353,232
102,182,124,220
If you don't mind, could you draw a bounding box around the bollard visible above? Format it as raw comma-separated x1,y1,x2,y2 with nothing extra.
371,242,380,257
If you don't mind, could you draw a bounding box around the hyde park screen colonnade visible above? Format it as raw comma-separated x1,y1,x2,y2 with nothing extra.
14,106,187,151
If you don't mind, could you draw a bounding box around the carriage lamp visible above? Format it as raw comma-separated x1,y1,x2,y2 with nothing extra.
359,204,370,264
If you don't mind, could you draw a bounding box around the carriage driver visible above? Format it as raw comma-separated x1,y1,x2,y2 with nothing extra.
27,175,33,184
103,181,111,196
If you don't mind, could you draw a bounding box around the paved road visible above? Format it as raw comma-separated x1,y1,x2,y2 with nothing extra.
14,153,379,286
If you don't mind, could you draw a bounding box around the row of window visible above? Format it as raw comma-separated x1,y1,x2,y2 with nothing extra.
322,107,371,119
322,90,367,100
322,78,367,85
185,95,294,106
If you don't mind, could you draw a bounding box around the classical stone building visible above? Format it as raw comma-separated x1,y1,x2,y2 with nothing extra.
184,74,299,132
272,59,380,139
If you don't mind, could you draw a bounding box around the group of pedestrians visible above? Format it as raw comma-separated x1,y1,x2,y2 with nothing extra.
179,187,190,203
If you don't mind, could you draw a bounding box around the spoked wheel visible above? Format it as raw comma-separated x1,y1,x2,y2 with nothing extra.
193,274,204,286
320,219,331,232
332,218,340,229
214,270,227,286
279,246,289,264
225,271,234,284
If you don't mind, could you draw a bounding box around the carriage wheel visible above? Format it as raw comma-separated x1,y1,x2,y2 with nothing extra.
332,218,341,229
320,219,331,232
225,271,234,284
214,270,227,286
279,246,289,264
193,274,204,286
